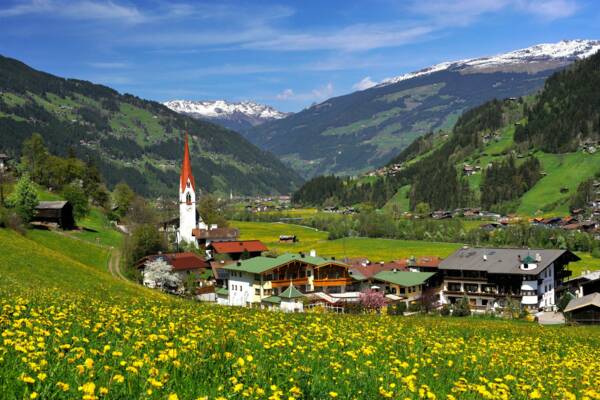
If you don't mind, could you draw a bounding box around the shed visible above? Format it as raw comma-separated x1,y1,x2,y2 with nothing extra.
33,201,75,229
564,292,600,324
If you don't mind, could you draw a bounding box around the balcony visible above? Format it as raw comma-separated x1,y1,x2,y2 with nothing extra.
314,278,354,287
521,295,539,305
271,277,308,288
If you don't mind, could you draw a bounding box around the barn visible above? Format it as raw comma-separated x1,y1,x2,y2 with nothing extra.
33,201,75,229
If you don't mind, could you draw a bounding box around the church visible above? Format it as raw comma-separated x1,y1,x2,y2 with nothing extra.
177,133,239,247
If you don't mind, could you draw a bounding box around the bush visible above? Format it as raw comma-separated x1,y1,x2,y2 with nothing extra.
440,304,451,316
592,247,600,259
408,302,421,313
0,207,25,234
452,297,471,317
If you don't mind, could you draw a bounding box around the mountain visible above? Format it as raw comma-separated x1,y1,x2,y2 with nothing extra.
163,99,290,132
293,47,600,216
0,55,303,196
248,39,600,178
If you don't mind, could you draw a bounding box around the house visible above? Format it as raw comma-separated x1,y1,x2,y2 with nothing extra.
438,248,580,312
279,235,297,243
192,227,240,247
559,270,600,298
370,271,436,307
463,165,475,176
207,240,268,261
564,292,600,324
223,253,357,307
137,252,212,290
33,201,75,229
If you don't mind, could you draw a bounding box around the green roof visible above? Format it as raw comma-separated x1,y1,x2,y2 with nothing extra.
261,295,281,304
373,271,435,287
222,253,347,274
522,255,536,264
279,285,305,299
199,270,214,280
215,287,229,296
349,269,367,281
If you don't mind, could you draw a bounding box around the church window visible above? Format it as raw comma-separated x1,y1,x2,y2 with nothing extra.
186,193,192,205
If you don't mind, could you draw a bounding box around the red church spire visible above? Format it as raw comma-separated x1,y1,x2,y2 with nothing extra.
180,132,195,193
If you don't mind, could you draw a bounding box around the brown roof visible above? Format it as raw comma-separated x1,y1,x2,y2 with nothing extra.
348,260,407,279
192,227,240,239
209,240,268,254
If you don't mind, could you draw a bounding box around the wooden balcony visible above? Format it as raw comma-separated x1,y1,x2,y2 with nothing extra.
271,277,308,288
314,278,353,287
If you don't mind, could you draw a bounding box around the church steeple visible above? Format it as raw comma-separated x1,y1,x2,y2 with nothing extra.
180,132,195,193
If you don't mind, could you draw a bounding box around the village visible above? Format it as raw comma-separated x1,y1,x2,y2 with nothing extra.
131,136,600,325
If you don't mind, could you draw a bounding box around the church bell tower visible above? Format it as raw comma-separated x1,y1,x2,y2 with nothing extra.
178,133,199,245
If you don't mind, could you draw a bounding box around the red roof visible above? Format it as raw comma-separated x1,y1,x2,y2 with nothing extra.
138,252,209,271
210,240,268,254
180,133,195,193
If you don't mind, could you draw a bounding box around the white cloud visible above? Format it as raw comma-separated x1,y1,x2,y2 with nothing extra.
276,83,334,102
0,0,146,23
276,88,294,100
516,0,579,20
352,76,377,91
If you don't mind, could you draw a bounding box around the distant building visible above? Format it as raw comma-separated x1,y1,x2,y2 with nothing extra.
439,248,580,312
564,292,600,324
193,227,240,248
33,201,75,229
207,240,268,260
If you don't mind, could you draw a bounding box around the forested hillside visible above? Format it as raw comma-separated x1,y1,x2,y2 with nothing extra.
0,55,303,196
293,50,600,216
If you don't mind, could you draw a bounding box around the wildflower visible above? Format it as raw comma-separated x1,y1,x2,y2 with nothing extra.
113,374,125,383
329,392,338,398
56,382,70,392
168,394,179,400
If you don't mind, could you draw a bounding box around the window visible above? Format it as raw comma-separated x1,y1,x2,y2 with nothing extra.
464,284,479,293
186,193,192,205
448,283,462,292
255,288,260,295
399,288,406,295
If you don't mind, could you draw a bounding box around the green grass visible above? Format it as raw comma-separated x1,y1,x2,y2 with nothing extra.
570,252,600,277
518,151,600,215
383,184,411,214
26,229,110,271
235,220,461,260
68,208,123,248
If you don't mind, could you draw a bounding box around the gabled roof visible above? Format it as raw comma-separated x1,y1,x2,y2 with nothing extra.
439,248,580,276
564,292,600,312
280,284,304,299
223,253,347,274
180,133,195,193
373,271,435,287
36,201,69,210
210,240,268,254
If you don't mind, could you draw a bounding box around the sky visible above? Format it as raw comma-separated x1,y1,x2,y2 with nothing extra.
0,0,599,112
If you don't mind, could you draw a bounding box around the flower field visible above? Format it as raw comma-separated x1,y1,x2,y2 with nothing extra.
1,229,600,399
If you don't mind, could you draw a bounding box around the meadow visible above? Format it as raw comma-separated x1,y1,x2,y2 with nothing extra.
2,226,600,399
235,220,598,276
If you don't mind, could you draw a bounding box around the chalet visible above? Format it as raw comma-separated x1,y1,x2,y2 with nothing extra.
207,240,268,261
279,235,297,243
564,292,600,324
438,248,580,312
192,227,240,247
351,269,436,307
431,210,452,220
463,165,475,176
33,201,75,229
222,253,357,307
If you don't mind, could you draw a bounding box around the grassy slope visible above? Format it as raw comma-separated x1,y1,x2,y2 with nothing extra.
517,151,600,215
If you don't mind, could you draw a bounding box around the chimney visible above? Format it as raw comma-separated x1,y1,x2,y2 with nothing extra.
310,249,316,257
535,253,541,262
483,254,487,261
236,261,241,266
331,256,335,261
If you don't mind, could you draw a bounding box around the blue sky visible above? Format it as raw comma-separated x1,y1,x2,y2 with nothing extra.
0,0,599,112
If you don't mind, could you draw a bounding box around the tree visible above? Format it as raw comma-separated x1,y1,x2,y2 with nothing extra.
452,297,471,317
359,289,387,312
142,258,181,291
415,202,430,216
113,182,135,218
62,184,90,220
8,174,38,223
124,224,166,267
198,194,228,227
21,133,49,183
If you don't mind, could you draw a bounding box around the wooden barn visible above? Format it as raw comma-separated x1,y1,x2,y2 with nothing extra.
564,292,600,324
33,201,75,229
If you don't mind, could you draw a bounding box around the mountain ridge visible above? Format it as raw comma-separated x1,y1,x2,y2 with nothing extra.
0,55,303,196
164,99,290,132
248,39,600,179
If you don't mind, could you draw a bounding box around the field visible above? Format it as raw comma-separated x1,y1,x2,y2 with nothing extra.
2,225,600,399
235,221,462,260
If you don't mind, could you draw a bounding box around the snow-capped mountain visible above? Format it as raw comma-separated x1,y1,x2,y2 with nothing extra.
163,100,290,132
380,39,600,86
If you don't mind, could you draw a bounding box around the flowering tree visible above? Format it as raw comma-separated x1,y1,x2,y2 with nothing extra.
143,258,182,291
359,289,386,312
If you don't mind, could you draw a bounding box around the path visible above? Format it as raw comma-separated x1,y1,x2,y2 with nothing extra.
107,247,128,281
